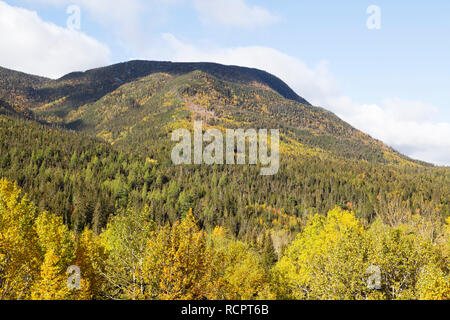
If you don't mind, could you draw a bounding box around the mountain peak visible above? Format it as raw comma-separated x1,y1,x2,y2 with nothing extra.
58,60,310,105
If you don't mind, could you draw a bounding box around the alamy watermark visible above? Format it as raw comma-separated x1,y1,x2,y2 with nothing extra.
367,5,381,30
366,265,382,290
171,121,280,176
67,5,81,30
67,265,81,290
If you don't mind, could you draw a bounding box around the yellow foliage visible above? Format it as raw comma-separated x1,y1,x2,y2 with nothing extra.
74,228,107,299
367,220,445,299
272,207,369,300
416,264,450,300
31,211,78,300
2,178,449,301
206,228,273,300
0,179,88,300
0,179,40,299
31,249,71,300
144,209,208,300
272,207,450,300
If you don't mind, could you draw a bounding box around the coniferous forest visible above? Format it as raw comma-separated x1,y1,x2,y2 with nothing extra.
0,62,449,300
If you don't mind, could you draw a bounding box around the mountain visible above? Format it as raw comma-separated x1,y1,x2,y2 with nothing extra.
0,66,50,110
0,98,33,118
0,61,309,121
0,61,448,236
0,61,425,165
63,69,421,165
58,60,310,103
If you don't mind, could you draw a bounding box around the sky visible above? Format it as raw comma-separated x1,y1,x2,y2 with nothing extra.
0,0,449,165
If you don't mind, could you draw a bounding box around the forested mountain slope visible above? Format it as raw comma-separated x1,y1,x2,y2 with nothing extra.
1,61,449,300
0,66,50,109
61,70,424,165
1,112,448,241
0,61,448,240
0,61,308,122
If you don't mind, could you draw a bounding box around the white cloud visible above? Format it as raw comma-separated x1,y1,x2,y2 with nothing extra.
161,33,336,102
162,33,450,166
192,0,279,28
341,101,450,166
30,0,144,42
25,0,279,60
2,0,447,165
0,1,110,79
31,0,278,43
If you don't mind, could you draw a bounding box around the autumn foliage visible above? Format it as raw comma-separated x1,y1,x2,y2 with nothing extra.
1,179,448,300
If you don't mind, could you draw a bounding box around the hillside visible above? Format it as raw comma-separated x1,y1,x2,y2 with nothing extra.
0,61,448,237
0,61,431,164
1,61,449,301
0,61,423,166
0,61,309,122
60,69,422,165
0,66,50,109
1,112,448,237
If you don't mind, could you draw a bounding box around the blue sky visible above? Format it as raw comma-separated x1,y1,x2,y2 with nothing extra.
1,0,449,165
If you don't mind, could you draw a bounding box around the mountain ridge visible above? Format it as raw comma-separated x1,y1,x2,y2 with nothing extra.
0,61,434,167
57,60,310,105
0,61,310,113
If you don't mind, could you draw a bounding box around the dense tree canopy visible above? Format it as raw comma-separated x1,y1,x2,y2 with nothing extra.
1,63,449,300
1,180,448,300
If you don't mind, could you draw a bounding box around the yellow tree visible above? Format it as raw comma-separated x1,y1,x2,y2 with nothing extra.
416,264,450,300
367,220,446,300
272,207,371,300
31,211,75,300
205,227,273,300
444,217,450,260
0,179,41,300
102,206,155,300
74,228,107,300
31,250,71,300
144,209,208,300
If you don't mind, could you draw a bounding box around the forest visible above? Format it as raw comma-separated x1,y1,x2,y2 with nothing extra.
1,179,449,300
0,62,449,300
